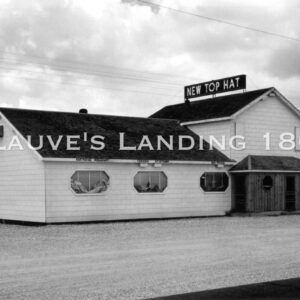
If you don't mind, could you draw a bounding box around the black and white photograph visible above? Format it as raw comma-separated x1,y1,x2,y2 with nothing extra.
0,0,299,299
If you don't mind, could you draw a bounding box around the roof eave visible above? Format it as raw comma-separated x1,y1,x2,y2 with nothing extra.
230,88,273,119
273,88,300,118
42,157,234,165
230,169,300,173
231,87,300,120
181,116,233,126
0,111,43,161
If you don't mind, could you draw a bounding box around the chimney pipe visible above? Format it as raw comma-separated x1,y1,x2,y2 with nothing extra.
79,108,88,114
184,98,190,106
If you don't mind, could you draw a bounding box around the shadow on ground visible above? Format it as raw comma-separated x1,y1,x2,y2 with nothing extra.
149,277,300,299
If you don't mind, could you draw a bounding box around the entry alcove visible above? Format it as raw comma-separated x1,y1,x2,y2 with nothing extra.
231,173,300,212
230,155,300,213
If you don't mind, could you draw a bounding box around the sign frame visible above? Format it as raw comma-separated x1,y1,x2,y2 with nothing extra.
184,74,246,100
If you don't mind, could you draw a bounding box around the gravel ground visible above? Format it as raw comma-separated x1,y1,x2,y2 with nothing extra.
0,216,299,300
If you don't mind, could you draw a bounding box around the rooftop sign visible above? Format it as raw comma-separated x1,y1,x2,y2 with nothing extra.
184,74,246,100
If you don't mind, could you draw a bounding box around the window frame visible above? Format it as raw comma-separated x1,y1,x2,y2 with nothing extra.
200,171,229,193
70,169,110,196
133,171,168,194
262,175,273,190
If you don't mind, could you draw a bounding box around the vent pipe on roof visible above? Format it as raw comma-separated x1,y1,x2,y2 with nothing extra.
268,92,276,97
79,108,88,114
184,98,190,106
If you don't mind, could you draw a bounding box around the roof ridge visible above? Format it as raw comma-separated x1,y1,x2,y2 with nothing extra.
160,87,273,109
0,107,179,123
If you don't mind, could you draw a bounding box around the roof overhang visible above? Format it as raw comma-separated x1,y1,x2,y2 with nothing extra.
42,157,235,165
181,117,233,126
230,169,300,173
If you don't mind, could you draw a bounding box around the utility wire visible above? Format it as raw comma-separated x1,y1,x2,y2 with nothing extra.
0,58,183,87
0,63,184,92
0,55,190,87
0,73,182,98
247,76,260,89
137,0,300,42
0,50,199,83
0,59,182,87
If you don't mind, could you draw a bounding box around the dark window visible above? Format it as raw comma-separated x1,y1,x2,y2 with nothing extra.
263,175,273,190
134,171,167,193
71,171,109,194
200,172,229,192
286,176,296,211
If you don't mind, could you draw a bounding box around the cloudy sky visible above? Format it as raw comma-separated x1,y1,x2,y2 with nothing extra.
0,0,299,117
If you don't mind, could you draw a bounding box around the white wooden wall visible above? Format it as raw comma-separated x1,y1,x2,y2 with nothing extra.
188,120,233,158
187,95,300,162
234,95,300,161
44,161,231,223
0,116,45,222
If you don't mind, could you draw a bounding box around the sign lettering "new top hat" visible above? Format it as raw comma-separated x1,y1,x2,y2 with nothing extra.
184,74,246,100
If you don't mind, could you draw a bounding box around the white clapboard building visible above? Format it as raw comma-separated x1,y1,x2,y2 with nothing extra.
151,87,300,213
1,85,300,223
0,108,232,223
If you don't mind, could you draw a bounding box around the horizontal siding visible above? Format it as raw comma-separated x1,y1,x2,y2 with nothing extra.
234,95,300,161
187,96,300,162
45,161,231,222
0,116,45,222
188,120,233,158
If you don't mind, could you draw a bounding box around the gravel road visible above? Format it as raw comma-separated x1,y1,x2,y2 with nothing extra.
0,216,299,299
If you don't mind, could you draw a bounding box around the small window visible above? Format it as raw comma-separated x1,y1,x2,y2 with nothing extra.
263,175,273,190
71,171,109,194
200,172,229,192
134,171,167,193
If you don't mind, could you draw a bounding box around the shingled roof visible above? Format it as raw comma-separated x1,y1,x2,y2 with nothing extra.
230,155,300,172
0,107,232,162
150,88,272,123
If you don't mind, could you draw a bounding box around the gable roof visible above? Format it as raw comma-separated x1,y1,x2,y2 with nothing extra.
230,155,300,172
150,88,272,123
0,107,232,162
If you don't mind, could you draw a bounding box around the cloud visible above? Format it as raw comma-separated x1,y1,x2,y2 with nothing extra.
121,0,160,13
0,0,299,116
265,44,300,79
